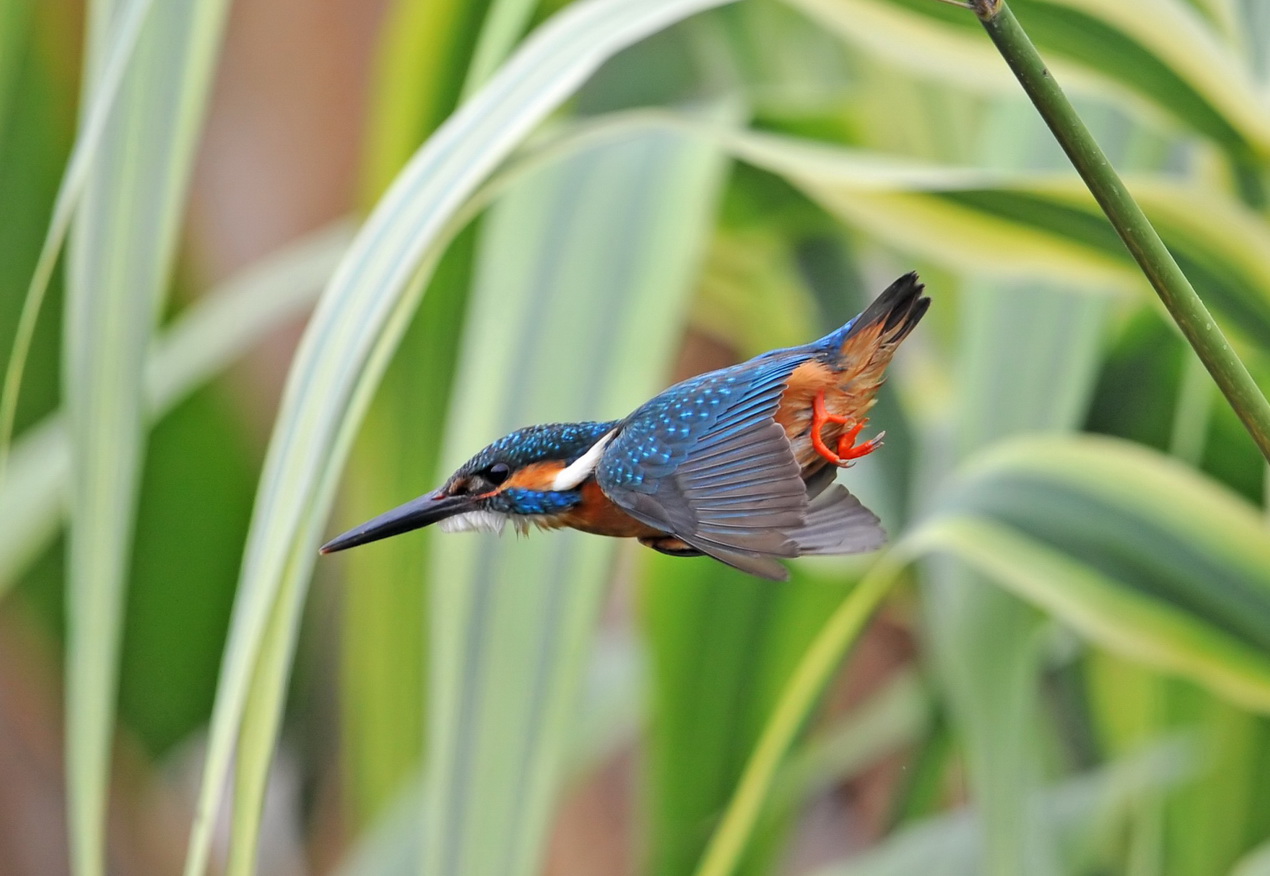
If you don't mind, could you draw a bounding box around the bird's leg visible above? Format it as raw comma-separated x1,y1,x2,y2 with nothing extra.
811,389,883,467
810,389,850,465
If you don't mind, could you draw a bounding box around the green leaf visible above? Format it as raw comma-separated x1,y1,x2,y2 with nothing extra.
422,120,729,876
183,2,740,873
0,221,349,598
807,738,1196,876
1234,838,1270,876
695,560,905,876
0,0,153,464
781,0,1270,157
61,1,230,874
0,0,31,144
360,0,497,197
643,560,853,876
920,272,1107,876
1020,0,1270,156
462,0,542,96
909,435,1270,713
713,127,1270,348
337,254,466,825
334,631,645,876
343,0,501,832
768,669,930,817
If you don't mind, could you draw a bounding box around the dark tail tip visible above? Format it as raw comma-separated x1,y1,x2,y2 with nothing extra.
849,271,929,343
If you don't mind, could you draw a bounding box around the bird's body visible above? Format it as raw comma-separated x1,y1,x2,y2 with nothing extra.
322,273,929,580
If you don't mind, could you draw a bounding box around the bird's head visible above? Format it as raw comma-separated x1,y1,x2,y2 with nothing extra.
319,420,618,554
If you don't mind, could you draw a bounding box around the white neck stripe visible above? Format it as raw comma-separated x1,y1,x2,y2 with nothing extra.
552,429,616,491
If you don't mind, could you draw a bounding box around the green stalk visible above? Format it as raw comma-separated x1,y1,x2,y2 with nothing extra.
970,0,1270,463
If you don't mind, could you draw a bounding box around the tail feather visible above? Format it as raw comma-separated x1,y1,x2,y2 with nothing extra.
837,271,929,352
815,272,929,401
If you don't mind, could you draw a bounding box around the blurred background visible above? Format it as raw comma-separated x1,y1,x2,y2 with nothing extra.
2,0,1270,874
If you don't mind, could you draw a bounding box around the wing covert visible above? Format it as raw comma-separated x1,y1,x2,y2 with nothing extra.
596,355,811,562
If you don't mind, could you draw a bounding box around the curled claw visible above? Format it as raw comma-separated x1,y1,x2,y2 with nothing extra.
811,389,883,467
838,423,884,462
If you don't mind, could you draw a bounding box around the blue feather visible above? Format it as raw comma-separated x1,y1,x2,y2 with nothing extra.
490,488,582,516
452,420,617,477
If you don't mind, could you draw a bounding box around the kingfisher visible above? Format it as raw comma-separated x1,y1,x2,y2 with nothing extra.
321,273,929,580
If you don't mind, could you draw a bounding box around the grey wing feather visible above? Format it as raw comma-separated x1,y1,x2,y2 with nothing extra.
597,357,812,566
785,483,886,556
695,547,791,582
617,418,806,560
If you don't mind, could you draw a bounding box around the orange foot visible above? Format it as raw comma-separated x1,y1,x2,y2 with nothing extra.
811,389,885,467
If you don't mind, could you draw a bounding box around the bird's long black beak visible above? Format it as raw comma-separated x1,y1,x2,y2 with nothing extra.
319,490,474,554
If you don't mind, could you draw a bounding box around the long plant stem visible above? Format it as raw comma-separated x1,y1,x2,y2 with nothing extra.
971,0,1270,462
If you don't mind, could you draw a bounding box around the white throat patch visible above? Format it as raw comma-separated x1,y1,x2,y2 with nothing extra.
552,429,617,491
439,510,508,534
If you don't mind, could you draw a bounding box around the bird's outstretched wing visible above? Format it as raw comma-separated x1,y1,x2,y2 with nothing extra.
596,355,812,580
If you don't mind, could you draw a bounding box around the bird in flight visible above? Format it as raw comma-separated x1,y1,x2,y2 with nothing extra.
321,273,929,580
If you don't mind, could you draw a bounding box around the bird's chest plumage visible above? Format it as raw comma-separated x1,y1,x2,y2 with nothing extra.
549,480,664,538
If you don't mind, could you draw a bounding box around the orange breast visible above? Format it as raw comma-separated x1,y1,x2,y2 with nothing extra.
551,480,664,539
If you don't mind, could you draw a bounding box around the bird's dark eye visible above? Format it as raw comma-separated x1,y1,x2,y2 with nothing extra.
486,463,511,485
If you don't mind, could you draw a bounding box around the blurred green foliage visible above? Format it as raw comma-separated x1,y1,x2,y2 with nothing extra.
1,1,1268,875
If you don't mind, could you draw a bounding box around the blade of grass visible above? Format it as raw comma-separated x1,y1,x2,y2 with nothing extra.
342,0,537,833
0,0,31,143
969,0,1270,460
807,738,1195,876
474,114,1270,350
227,251,442,876
182,2,738,874
62,2,230,874
706,125,1270,347
643,556,852,875
1038,0,1269,154
422,120,730,876
917,434,1270,712
342,0,492,825
694,555,907,876
530,110,1270,344
782,0,1270,158
333,632,644,876
0,220,350,595
918,98,1108,876
227,540,313,876
462,0,541,95
0,0,154,474
914,515,1270,711
360,0,496,198
337,257,465,825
